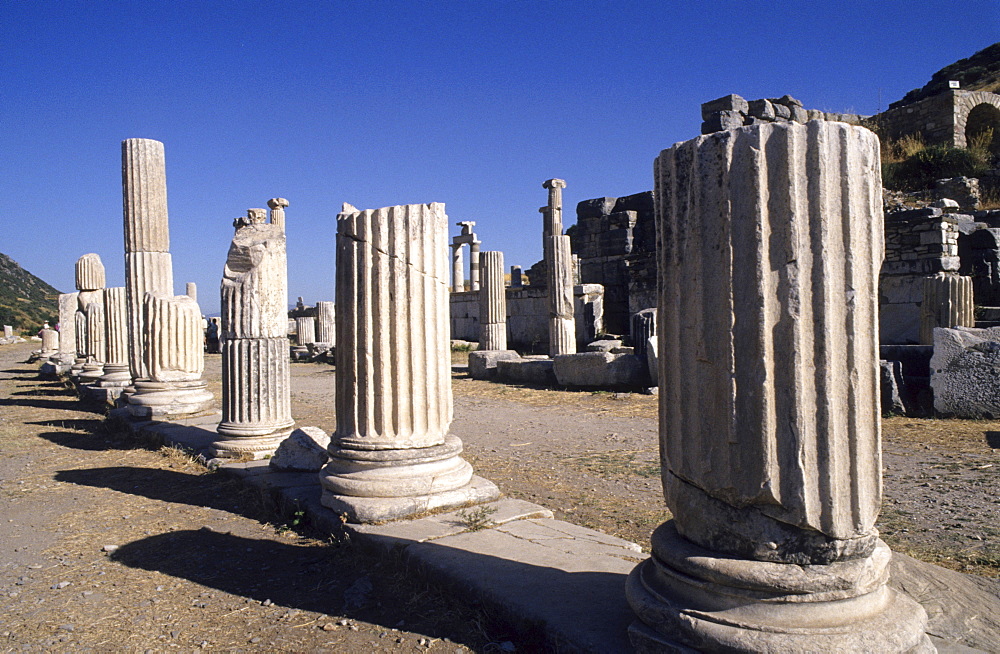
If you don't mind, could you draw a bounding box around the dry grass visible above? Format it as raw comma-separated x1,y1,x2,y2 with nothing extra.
881,132,927,164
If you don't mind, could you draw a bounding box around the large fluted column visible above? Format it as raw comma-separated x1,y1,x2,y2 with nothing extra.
626,122,931,652
478,250,507,350
75,253,106,381
542,179,576,355
98,287,132,388
212,205,295,458
919,272,974,345
127,292,213,418
319,202,499,522
295,317,316,346
122,138,175,384
316,301,336,345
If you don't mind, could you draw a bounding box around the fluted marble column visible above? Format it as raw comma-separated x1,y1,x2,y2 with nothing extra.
122,138,175,383
478,250,507,350
626,122,932,652
127,292,213,418
295,317,316,346
319,202,499,522
920,273,974,345
212,205,294,458
542,179,576,356
316,301,336,344
39,328,59,357
75,253,106,380
98,287,132,387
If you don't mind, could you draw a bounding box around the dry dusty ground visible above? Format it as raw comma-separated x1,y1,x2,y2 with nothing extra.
3,342,1000,652
0,343,523,653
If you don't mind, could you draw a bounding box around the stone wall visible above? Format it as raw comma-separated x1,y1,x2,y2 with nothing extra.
875,89,1000,150
450,284,603,352
700,93,867,134
566,192,656,334
880,207,963,344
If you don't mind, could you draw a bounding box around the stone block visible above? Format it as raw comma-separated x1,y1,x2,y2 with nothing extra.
747,98,775,120
701,111,744,134
701,94,749,119
576,197,618,219
931,326,1000,417
468,350,521,380
772,103,791,119
552,351,646,388
880,360,907,416
613,191,655,215
495,358,556,386
789,105,809,123
269,427,331,471
586,339,622,352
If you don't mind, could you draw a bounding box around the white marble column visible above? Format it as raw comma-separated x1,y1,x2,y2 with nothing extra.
451,243,465,292
920,272,974,345
319,202,499,522
122,138,175,384
185,282,197,301
55,292,78,368
39,329,59,357
469,240,481,292
98,287,132,387
316,301,336,345
295,317,316,345
213,205,295,458
127,292,213,418
542,179,576,356
75,253,106,381
626,121,931,652
478,250,507,350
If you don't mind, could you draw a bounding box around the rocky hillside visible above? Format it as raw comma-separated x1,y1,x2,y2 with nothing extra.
892,41,1000,108
0,253,61,333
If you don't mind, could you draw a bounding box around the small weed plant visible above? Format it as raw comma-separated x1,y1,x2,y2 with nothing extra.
458,505,498,532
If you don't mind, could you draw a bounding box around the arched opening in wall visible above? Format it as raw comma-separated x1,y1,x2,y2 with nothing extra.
964,103,1000,158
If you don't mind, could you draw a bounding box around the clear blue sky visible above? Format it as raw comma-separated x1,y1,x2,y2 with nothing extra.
2,1,998,314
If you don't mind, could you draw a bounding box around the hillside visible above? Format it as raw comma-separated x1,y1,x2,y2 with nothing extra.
892,42,1000,108
0,253,61,333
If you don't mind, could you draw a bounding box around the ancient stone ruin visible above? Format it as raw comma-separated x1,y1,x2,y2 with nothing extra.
213,203,295,458
627,121,931,651
319,202,499,522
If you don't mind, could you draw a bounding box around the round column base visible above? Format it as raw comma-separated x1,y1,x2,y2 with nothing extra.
127,379,215,419
211,425,295,460
626,521,933,653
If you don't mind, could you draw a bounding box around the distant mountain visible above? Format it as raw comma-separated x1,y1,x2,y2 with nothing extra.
892,42,1000,109
0,253,61,333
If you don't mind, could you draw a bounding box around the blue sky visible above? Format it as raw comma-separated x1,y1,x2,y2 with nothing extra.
2,1,998,314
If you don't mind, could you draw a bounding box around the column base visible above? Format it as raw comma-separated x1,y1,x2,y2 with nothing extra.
78,364,105,383
319,435,500,522
211,424,295,460
127,379,215,419
97,364,132,388
626,522,933,653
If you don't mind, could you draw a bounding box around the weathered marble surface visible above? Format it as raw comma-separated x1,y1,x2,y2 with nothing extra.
478,250,507,350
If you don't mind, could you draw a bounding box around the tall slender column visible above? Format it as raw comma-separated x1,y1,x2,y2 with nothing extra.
920,272,974,345
185,282,197,301
319,202,499,522
98,287,132,387
542,179,576,355
122,138,175,383
478,250,507,350
510,265,523,288
213,205,294,458
451,243,465,292
316,301,336,344
626,121,931,651
295,317,316,345
469,240,481,291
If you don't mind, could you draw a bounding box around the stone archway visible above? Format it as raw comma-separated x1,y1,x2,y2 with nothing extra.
954,91,1000,155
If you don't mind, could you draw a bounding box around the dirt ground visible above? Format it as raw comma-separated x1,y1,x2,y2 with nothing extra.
3,342,1000,652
